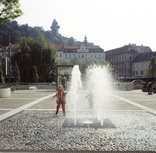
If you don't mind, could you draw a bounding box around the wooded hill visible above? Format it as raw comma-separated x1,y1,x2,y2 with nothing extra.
0,19,94,47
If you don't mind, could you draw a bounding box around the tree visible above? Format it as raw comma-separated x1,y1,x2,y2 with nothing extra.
32,65,39,82
13,62,20,83
146,55,156,78
12,36,56,82
59,57,110,77
0,20,94,47
68,37,75,46
0,69,5,84
0,0,23,24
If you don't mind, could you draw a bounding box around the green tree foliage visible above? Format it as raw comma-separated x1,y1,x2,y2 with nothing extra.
32,65,39,82
0,0,23,24
0,21,44,46
12,36,56,82
68,37,75,46
146,55,156,78
13,62,20,83
0,55,5,74
0,69,5,84
59,58,110,76
0,20,94,47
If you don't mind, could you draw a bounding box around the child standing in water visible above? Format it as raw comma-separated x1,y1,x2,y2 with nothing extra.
86,90,94,109
53,85,67,116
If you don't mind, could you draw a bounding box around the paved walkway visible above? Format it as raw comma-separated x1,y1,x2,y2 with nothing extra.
0,89,156,152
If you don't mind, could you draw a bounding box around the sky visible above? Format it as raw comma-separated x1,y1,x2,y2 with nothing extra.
16,0,156,51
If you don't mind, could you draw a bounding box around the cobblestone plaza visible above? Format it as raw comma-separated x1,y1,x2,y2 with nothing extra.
0,89,156,153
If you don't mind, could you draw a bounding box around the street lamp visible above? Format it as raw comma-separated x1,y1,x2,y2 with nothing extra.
0,31,11,82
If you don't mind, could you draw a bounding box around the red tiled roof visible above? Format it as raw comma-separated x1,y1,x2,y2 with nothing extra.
0,44,19,52
55,44,64,51
86,46,101,49
64,46,80,49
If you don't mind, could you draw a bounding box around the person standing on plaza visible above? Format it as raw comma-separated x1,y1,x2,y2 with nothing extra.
146,81,154,95
60,75,66,90
53,85,67,116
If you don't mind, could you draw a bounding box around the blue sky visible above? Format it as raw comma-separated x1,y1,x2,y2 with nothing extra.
17,0,156,51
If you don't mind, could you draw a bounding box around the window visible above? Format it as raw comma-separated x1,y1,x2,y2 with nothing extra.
60,53,62,57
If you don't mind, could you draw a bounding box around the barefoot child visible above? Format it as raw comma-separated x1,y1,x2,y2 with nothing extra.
86,90,94,108
53,85,67,116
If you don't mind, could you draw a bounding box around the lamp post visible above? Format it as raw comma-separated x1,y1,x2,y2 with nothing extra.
1,31,11,82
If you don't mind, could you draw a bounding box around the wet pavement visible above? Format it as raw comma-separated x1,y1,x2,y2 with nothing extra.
0,89,156,152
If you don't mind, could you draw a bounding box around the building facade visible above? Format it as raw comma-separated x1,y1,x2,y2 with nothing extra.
55,37,105,62
105,44,152,78
132,52,156,78
1,42,154,80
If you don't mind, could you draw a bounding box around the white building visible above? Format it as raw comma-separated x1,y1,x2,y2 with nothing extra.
55,37,105,62
132,52,156,78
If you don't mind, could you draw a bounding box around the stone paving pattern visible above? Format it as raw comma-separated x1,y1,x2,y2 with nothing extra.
0,89,156,152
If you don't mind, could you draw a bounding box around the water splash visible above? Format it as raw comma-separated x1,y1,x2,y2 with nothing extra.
67,65,82,124
67,64,113,124
85,65,113,121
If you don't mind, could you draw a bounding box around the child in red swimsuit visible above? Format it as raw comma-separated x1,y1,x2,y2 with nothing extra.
53,85,67,116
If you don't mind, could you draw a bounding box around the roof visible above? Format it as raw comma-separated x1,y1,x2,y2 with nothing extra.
64,45,102,49
64,46,80,49
133,52,156,63
0,44,19,52
55,44,64,51
63,44,104,53
86,46,102,49
105,44,152,56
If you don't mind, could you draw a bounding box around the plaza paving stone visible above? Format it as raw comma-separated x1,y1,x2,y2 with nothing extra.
0,89,156,152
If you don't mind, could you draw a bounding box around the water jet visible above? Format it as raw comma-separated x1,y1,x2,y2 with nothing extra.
63,65,115,129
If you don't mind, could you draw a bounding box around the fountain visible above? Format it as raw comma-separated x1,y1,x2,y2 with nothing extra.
62,65,115,128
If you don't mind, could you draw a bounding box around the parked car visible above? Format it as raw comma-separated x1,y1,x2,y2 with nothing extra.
132,80,145,84
51,81,56,85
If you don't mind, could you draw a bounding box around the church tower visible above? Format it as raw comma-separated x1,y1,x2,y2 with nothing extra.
84,35,88,46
